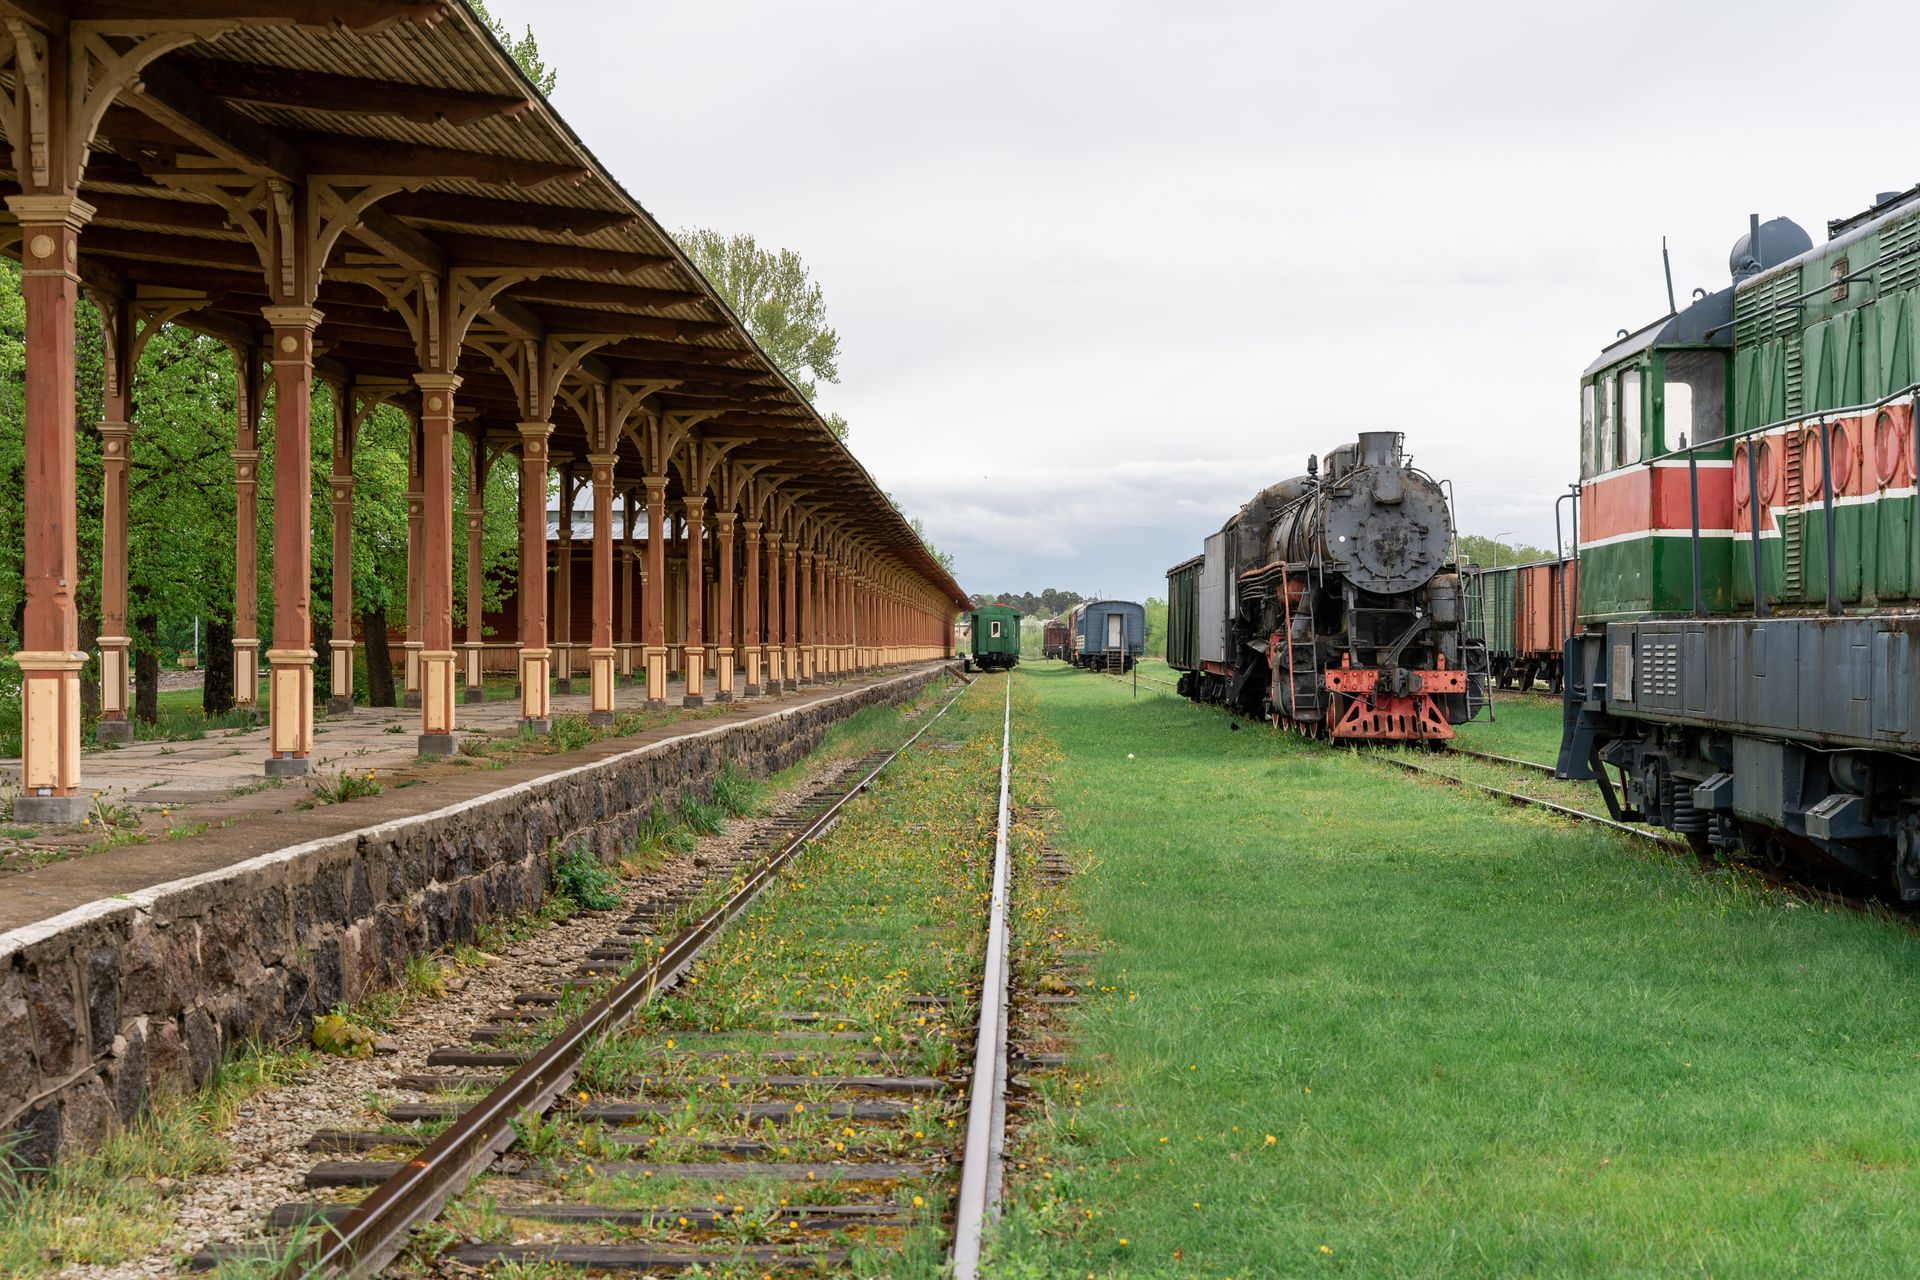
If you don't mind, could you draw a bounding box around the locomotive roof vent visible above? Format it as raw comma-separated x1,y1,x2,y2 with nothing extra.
1730,215,1812,281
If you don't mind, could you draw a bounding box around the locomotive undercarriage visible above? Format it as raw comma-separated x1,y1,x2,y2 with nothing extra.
1177,575,1474,741
1562,622,1920,902
1574,718,1920,898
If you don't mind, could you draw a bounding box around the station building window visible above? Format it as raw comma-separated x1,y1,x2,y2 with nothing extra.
1619,368,1643,465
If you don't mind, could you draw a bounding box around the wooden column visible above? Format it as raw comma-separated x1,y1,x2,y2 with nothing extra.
643,475,669,710
620,489,636,684
94,296,134,743
462,427,488,705
742,520,763,696
764,529,783,692
588,452,618,725
415,374,460,754
7,195,93,820
681,496,706,708
327,387,356,716
781,539,800,688
231,344,263,711
516,425,554,731
402,414,424,709
262,305,323,775
552,460,575,694
798,547,816,684
715,511,736,702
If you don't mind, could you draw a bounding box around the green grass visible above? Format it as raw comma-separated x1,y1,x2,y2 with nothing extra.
990,663,1920,1279
1455,690,1567,766
0,1044,311,1275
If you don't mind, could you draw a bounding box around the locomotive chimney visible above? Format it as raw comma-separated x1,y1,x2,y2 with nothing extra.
1357,431,1401,469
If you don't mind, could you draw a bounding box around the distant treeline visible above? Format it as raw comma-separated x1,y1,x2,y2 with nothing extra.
968,589,1087,617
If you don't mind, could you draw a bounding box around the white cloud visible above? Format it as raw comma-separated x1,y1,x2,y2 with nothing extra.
493,0,1920,599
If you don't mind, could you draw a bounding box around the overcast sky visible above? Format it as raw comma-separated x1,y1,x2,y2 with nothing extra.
493,0,1919,603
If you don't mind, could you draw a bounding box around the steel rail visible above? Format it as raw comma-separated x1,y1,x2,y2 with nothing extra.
1371,753,1686,848
1440,745,1557,777
284,680,973,1280
951,673,1014,1280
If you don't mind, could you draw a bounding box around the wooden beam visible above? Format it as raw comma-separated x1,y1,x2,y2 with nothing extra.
438,232,666,274
83,226,261,270
598,337,757,364
526,303,729,342
288,132,587,189
124,60,305,180
383,191,632,236
504,277,704,311
85,191,237,235
172,55,529,126
348,205,448,275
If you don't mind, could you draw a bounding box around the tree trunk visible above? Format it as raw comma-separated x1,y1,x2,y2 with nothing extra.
202,616,235,715
133,602,159,724
363,604,396,707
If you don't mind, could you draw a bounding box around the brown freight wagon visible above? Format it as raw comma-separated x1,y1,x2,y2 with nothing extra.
1512,556,1578,693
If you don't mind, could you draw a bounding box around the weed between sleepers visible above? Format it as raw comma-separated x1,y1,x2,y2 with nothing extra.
422,679,999,1277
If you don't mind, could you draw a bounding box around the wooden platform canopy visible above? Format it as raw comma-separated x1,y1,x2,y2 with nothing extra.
0,0,966,819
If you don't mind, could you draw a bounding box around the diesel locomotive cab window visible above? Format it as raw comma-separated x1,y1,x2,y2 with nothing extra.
1660,349,1727,453
1598,375,1616,471
1618,369,1643,465
1581,383,1596,477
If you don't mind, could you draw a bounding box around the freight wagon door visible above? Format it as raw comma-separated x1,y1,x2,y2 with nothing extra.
1200,533,1228,664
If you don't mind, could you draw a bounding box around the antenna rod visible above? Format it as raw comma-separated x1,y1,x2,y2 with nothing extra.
1662,236,1677,315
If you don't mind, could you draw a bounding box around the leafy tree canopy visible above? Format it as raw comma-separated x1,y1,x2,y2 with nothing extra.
1458,533,1555,569
468,0,557,95
676,228,844,424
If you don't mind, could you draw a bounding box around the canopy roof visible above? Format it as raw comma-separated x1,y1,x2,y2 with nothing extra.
0,0,966,607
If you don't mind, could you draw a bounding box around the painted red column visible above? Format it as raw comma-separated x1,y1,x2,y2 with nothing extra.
403,416,424,709
232,345,263,710
461,427,488,705
783,540,801,688
715,511,736,702
415,374,460,753
516,424,553,731
261,305,323,775
643,475,669,710
742,520,763,696
8,196,93,820
588,452,618,725
327,390,356,716
681,496,707,708
620,489,636,684
95,297,134,744
553,460,575,694
764,530,783,692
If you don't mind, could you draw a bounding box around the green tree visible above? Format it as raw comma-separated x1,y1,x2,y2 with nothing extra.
1143,596,1168,657
1458,534,1554,569
675,228,844,428
468,0,557,95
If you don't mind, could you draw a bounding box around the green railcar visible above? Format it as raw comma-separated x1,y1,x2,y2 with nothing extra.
1477,564,1517,680
1166,555,1203,671
965,604,1021,672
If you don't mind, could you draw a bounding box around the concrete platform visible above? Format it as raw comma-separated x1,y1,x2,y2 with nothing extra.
0,669,884,936
0,662,954,1167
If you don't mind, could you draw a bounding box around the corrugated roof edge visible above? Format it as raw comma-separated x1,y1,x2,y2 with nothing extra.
452,5,968,609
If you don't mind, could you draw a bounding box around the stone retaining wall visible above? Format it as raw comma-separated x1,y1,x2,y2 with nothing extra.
0,665,952,1166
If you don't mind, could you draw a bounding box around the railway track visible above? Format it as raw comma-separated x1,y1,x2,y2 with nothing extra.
194,674,1054,1278
1377,747,1895,916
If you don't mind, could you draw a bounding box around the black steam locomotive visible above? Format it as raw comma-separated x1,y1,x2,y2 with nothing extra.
1166,432,1485,740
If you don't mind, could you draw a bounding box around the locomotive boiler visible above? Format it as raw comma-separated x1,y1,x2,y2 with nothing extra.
1166,431,1484,740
